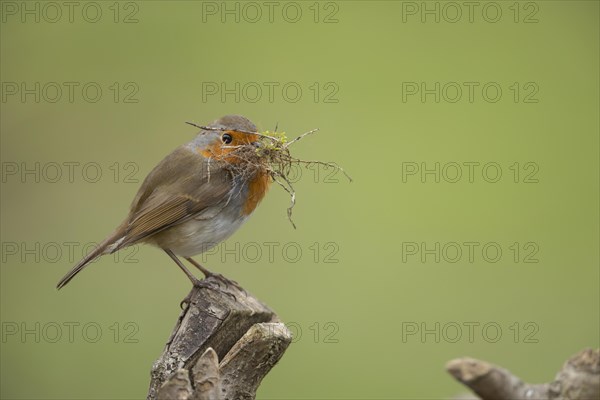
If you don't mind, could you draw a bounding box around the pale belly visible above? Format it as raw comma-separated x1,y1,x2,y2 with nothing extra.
148,211,248,257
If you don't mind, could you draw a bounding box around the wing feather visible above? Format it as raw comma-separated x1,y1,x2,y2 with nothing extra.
111,146,233,251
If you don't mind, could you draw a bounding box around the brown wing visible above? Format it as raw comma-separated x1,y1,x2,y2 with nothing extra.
111,146,233,251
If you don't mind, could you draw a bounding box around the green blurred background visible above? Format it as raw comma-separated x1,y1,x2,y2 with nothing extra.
1,1,598,399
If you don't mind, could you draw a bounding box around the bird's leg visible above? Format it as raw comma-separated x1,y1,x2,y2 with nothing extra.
164,249,204,285
164,249,218,308
185,256,244,292
184,256,216,278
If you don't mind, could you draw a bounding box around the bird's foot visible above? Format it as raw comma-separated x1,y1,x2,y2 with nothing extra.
184,257,246,296
204,271,244,293
180,275,242,309
179,277,218,309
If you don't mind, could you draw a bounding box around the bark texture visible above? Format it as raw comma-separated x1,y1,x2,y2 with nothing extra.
447,348,600,400
148,277,292,400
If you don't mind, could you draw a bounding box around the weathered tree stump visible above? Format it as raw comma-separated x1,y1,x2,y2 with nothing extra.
148,277,292,400
447,348,600,400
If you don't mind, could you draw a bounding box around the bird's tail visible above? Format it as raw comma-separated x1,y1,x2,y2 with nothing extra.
56,231,124,290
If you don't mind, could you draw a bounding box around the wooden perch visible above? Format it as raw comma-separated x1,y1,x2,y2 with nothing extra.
446,348,600,400
147,276,292,400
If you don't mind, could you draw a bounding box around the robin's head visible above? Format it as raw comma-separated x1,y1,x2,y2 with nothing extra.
193,115,261,162
208,115,257,133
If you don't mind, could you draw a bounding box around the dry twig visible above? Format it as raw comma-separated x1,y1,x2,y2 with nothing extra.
187,122,352,228
447,348,600,400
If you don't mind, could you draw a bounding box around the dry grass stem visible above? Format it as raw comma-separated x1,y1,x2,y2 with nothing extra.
187,122,352,227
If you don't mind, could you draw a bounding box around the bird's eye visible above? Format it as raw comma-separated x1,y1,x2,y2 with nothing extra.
222,133,233,144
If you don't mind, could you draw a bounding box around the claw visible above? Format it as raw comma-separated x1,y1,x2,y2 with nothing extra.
179,278,215,308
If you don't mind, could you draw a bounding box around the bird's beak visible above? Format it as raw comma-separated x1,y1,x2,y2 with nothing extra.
251,141,261,148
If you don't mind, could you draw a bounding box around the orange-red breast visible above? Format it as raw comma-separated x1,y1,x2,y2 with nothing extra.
56,115,270,290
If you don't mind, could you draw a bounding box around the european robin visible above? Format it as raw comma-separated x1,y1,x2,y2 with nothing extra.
56,115,270,290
